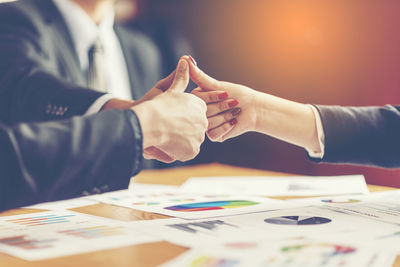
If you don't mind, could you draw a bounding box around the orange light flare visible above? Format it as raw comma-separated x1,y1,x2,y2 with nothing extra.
227,1,369,102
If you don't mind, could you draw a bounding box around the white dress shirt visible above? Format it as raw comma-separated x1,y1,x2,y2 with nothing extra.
53,0,132,114
307,105,326,159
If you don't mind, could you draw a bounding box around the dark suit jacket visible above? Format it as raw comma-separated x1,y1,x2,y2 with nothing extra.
0,109,143,212
0,0,162,124
313,105,400,168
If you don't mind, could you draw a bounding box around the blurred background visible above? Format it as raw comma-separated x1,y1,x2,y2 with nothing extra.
117,0,400,188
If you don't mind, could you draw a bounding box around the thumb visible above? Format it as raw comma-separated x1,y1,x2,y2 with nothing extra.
154,70,176,92
167,58,190,93
186,56,220,91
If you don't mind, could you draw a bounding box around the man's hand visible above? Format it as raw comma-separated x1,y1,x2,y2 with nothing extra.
101,70,177,111
132,58,208,163
132,70,177,106
186,58,259,142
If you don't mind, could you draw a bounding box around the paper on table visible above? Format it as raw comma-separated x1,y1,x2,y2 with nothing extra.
135,217,258,248
142,204,400,249
101,195,298,220
160,238,397,267
179,175,369,196
25,196,98,210
0,211,159,261
89,185,186,205
289,190,400,225
223,206,399,242
159,247,260,267
289,190,400,205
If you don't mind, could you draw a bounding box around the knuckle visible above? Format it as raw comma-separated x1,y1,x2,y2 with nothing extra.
199,133,205,143
207,117,216,129
207,93,215,103
223,122,232,132
191,90,199,97
195,97,207,111
175,73,186,81
203,118,209,129
219,101,228,111
224,111,233,121
193,145,201,157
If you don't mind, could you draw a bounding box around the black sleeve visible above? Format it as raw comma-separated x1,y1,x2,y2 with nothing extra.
311,105,400,168
0,109,143,211
0,2,104,124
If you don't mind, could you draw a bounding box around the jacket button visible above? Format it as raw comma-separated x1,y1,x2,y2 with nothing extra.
46,104,52,114
91,187,101,194
100,185,109,191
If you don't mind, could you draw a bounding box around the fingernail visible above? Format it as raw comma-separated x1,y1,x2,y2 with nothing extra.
230,118,238,126
178,59,188,71
189,55,197,66
218,92,229,100
231,107,241,116
228,99,239,108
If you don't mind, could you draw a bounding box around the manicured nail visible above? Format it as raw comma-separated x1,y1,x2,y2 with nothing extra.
189,55,197,66
230,118,238,126
228,99,239,108
218,92,229,100
231,107,241,116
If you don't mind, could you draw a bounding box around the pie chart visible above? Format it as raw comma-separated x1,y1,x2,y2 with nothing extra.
164,200,259,212
264,216,331,225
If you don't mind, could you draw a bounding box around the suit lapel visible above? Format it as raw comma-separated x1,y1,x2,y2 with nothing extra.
33,0,86,86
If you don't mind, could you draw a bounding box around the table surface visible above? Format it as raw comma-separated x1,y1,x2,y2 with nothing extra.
0,163,399,267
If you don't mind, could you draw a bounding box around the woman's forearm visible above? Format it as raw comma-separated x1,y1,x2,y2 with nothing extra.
254,92,321,153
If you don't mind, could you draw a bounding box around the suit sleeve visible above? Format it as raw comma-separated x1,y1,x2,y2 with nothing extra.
0,109,143,212
0,3,104,124
311,105,400,168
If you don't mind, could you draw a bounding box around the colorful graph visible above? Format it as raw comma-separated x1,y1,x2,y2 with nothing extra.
6,214,76,227
282,243,356,254
168,220,238,234
281,243,356,265
189,255,240,267
0,235,56,250
58,225,125,239
164,200,259,212
264,216,331,225
321,199,361,204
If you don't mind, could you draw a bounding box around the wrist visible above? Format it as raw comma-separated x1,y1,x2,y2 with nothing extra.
131,101,159,149
253,90,271,133
101,98,135,111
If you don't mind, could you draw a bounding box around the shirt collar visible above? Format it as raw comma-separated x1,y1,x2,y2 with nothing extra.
52,0,115,70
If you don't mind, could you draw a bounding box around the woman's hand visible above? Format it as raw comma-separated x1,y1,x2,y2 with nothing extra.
186,57,321,154
187,58,261,142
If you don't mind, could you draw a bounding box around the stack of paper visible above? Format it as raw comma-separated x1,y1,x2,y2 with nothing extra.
0,175,399,267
